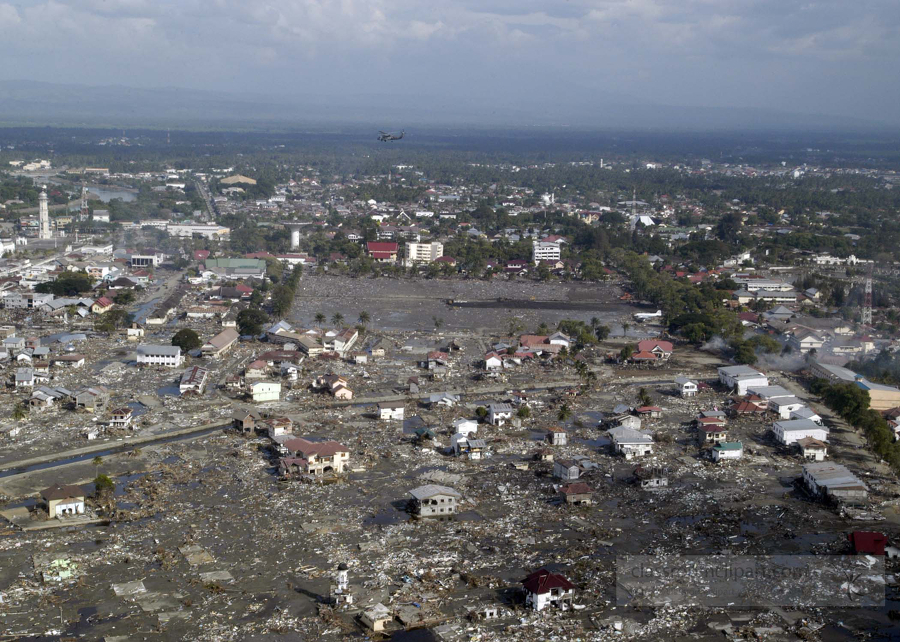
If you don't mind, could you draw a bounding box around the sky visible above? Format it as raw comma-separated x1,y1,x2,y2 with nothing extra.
0,0,899,127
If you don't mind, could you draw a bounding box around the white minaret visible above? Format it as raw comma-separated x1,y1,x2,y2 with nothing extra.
332,562,353,605
38,186,51,240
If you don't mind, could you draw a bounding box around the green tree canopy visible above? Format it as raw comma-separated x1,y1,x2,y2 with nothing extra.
172,328,202,353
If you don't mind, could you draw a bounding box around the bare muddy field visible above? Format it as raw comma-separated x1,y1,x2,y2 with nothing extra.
291,274,640,333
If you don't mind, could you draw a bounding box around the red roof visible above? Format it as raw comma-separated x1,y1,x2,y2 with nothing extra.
636,406,662,413
193,250,210,260
245,251,274,259
366,242,398,253
631,351,658,360
849,531,887,555
519,335,549,348
637,340,673,353
522,569,575,595
93,296,113,308
560,482,592,495
732,401,765,413
282,438,347,458
235,284,253,293
434,256,456,263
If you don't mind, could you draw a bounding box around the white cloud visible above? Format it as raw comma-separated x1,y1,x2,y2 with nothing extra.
0,0,897,123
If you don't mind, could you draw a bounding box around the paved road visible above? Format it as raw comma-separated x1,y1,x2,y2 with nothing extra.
0,420,230,477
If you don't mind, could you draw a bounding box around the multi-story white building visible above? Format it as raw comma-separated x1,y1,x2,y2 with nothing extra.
136,345,184,368
532,241,561,264
404,241,444,266
3,292,53,309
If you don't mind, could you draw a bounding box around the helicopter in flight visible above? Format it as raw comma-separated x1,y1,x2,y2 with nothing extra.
378,130,405,142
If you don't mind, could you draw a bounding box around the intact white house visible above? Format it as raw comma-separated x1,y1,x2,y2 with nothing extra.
40,484,86,518
488,403,514,426
522,569,575,612
773,418,828,445
712,441,743,461
607,426,654,459
788,330,825,354
250,381,281,402
675,376,698,397
452,418,478,436
377,400,405,421
136,345,183,368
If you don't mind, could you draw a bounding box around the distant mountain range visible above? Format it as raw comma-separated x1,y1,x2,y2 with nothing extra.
0,79,890,132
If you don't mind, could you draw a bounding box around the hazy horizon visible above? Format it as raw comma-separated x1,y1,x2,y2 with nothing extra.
0,1,898,130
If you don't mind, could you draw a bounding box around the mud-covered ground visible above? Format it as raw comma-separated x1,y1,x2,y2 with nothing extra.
2,345,899,640
290,274,648,334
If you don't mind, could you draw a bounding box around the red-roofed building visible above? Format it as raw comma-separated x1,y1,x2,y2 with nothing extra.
280,438,350,476
731,401,766,415
90,297,114,314
506,259,529,273
434,256,457,266
559,482,593,505
366,242,399,263
519,335,549,348
637,339,673,359
635,406,663,418
630,351,659,362
193,250,210,261
245,251,274,259
542,235,567,244
522,569,575,611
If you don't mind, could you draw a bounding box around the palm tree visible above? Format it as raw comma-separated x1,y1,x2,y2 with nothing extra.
638,387,652,407
432,316,445,331
92,456,103,476
557,403,572,422
358,311,371,326
12,403,27,421
315,312,326,325
331,312,344,326
621,321,631,338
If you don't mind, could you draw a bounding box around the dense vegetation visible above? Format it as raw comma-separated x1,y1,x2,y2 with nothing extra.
810,378,900,470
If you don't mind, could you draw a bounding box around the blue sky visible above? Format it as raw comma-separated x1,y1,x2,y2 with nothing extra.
0,0,898,126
